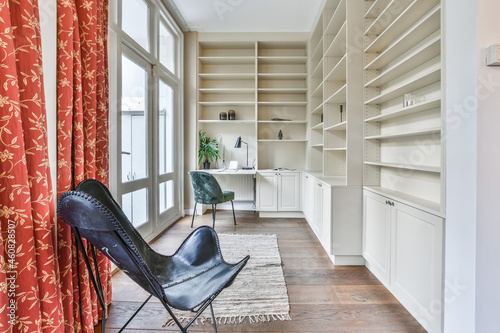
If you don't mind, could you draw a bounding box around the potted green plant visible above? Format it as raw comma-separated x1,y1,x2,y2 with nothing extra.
198,130,220,169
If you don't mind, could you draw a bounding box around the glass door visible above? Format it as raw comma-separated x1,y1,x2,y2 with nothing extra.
112,0,183,241
120,49,153,236
156,77,176,229
155,18,182,232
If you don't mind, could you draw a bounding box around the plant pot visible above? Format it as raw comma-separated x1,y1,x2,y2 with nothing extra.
203,162,211,170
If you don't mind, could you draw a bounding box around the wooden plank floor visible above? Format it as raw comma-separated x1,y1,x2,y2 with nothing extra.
98,211,426,332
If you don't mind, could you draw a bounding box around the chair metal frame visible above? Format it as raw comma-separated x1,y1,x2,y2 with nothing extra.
73,227,223,333
58,179,249,333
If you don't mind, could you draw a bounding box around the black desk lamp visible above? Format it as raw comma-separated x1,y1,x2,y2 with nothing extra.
234,136,253,170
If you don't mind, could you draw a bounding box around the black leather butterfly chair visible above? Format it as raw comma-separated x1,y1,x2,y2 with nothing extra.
57,179,250,333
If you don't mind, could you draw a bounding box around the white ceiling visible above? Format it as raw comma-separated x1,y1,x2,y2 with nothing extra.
168,0,325,33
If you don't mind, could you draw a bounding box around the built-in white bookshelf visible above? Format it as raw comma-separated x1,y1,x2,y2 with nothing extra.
256,41,308,169
308,0,363,185
196,41,257,169
304,0,365,268
362,3,445,332
363,0,444,216
197,40,308,170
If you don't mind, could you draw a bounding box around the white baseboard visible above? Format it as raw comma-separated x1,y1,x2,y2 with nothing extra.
258,211,304,218
330,255,365,266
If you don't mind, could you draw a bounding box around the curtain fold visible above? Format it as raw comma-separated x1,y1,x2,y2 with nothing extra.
0,0,64,332
57,0,111,332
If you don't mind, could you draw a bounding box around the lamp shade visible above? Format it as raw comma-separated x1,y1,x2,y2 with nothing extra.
234,136,242,148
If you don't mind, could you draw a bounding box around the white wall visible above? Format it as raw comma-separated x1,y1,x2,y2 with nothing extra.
39,0,57,192
183,32,198,213
475,0,500,331
443,0,477,331
444,0,500,331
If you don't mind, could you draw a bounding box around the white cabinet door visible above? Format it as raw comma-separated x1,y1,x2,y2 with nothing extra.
313,180,323,236
331,187,362,259
363,190,444,333
302,173,314,221
321,183,332,252
278,172,300,211
256,172,277,211
391,202,443,333
363,190,392,285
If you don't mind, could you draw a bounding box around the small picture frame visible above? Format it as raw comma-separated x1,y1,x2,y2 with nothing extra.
228,161,238,169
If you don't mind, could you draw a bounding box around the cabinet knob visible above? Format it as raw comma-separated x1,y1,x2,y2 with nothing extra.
318,184,322,187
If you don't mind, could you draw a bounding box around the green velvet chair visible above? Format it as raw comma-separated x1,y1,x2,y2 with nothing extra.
189,171,237,228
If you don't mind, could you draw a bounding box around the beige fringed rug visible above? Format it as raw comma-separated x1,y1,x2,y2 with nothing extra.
164,233,291,326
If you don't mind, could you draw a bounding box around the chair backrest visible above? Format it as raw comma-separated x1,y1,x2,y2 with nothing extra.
57,179,166,300
189,171,224,204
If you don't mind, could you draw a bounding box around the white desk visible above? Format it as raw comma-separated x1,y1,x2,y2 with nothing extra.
203,169,256,175
200,169,256,210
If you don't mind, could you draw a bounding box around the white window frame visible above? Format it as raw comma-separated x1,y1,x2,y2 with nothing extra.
108,0,184,242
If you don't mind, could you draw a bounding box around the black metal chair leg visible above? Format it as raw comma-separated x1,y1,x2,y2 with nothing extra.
210,303,218,333
90,245,106,333
118,295,152,332
191,202,197,228
73,228,106,333
231,200,236,225
212,204,217,228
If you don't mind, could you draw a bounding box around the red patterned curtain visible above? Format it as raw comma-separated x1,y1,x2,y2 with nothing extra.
57,0,111,332
0,0,65,332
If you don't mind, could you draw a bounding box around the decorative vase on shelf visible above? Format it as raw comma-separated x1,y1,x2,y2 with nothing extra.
403,93,416,107
219,112,227,120
203,162,210,169
278,130,283,140
228,110,236,120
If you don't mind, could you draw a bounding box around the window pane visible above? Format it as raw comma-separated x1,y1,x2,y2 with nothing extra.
159,21,175,73
159,180,174,213
159,80,174,174
122,0,150,51
122,55,148,182
122,188,148,227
